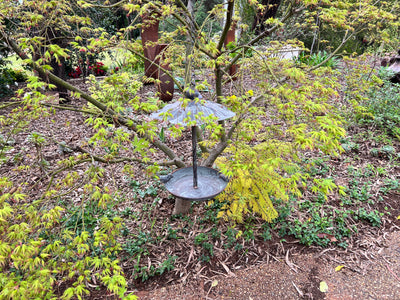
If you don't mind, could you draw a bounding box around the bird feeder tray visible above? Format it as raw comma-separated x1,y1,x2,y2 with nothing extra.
161,166,229,201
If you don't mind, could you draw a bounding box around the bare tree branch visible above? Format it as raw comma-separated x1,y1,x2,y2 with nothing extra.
0,30,186,168
217,0,235,51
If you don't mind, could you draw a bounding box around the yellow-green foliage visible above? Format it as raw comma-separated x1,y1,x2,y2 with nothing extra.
0,178,136,300
215,55,346,223
216,141,305,223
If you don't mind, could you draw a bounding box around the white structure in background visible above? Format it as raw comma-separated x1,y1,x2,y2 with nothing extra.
255,44,302,61
273,45,301,60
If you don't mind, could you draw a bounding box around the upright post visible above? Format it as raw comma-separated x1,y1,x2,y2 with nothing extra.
192,126,198,189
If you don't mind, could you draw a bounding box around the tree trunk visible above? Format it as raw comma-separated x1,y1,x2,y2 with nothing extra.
51,55,69,103
156,44,174,102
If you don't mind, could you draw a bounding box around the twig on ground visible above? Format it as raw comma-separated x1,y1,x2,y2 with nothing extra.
292,281,304,297
386,263,400,283
285,250,299,273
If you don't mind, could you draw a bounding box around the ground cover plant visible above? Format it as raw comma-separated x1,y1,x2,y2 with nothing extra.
1,0,400,299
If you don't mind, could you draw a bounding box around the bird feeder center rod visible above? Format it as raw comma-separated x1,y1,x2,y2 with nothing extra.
192,125,198,189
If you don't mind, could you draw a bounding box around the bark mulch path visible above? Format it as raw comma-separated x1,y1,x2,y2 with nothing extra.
137,229,400,300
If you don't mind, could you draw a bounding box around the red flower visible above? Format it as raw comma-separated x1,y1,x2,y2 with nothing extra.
69,66,82,78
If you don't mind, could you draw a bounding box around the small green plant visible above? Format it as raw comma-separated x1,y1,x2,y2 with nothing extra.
380,178,400,194
158,127,166,142
261,227,272,241
129,180,160,202
166,225,180,240
0,134,16,164
157,255,178,275
123,232,153,257
132,255,177,281
8,69,27,82
341,140,360,153
346,181,372,203
271,193,356,248
370,145,396,158
194,232,214,259
295,51,339,68
303,157,331,176
355,208,382,226
223,227,239,249
194,232,209,245
110,53,144,75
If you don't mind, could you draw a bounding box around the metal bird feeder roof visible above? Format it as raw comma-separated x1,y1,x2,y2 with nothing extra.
150,90,235,125
151,90,235,201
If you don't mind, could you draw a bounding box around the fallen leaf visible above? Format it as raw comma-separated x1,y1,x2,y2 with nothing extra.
211,280,218,287
317,233,338,242
397,215,400,220
335,265,344,272
320,281,328,293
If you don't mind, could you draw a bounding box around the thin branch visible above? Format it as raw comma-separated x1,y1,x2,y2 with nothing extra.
247,3,302,47
197,128,210,154
203,95,264,167
0,30,185,168
28,158,92,193
174,0,201,32
223,3,303,73
125,44,185,92
0,101,21,110
80,0,126,9
167,10,214,59
45,179,87,201
40,102,100,115
308,27,362,71
217,0,234,51
72,145,177,166
227,95,264,140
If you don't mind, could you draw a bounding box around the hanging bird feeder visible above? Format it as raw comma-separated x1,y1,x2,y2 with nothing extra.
150,90,235,201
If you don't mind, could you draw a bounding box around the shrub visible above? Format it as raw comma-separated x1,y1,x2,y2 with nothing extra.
68,66,82,78
358,76,400,138
68,62,108,78
89,62,108,76
8,69,28,82
0,68,15,98
0,178,136,299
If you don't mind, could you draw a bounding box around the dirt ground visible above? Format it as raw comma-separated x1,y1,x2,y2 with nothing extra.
135,229,400,300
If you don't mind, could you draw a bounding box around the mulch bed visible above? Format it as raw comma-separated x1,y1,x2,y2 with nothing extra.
1,68,400,298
